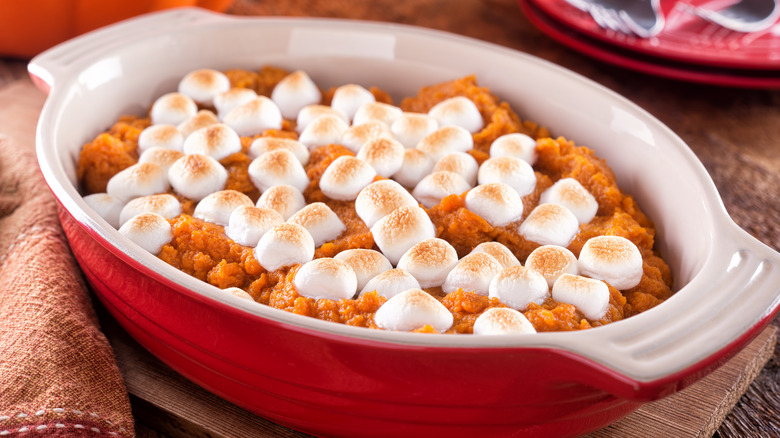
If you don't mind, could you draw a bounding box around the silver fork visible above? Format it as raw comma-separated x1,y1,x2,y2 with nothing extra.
681,0,780,33
565,0,666,38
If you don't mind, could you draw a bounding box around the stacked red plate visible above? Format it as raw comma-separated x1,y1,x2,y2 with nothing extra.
520,0,780,88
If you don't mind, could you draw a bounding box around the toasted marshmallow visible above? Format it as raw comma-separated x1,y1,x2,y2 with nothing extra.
319,156,377,201
293,257,358,300
178,68,230,105
248,137,310,165
138,147,185,173
297,104,348,133
374,288,453,332
182,123,242,160
539,178,598,224
427,96,484,133
150,92,198,126
525,245,578,288
392,149,434,188
223,96,283,137
411,171,471,208
359,268,421,298
193,190,253,226
177,110,220,139
119,194,181,226
83,193,123,229
433,152,479,186
489,133,537,164
339,121,391,154
391,112,439,148
473,307,536,335
470,242,521,269
214,87,258,119
552,274,610,320
225,205,284,247
223,287,254,301
106,162,169,203
330,84,376,122
442,252,503,296
138,124,184,152
254,223,315,271
397,238,458,288
118,212,173,255
287,202,346,247
298,114,350,150
356,137,405,177
370,206,436,265
464,183,523,227
271,70,322,120
416,125,474,162
256,184,306,220
478,156,536,196
334,249,393,291
248,149,310,193
578,236,643,290
355,179,419,228
168,154,228,201
352,102,403,127
518,203,580,247
488,266,549,310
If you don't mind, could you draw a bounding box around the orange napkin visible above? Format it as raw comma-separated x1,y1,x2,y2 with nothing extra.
0,86,134,436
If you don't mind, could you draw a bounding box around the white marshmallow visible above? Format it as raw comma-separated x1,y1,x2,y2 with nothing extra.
223,287,254,301
488,266,549,311
473,307,536,335
470,242,521,269
392,148,434,189
138,147,185,174
225,205,284,247
416,125,474,162
330,84,375,122
298,114,350,150
477,156,536,196
214,87,258,120
370,206,436,265
83,193,123,229
168,154,228,201
106,162,169,203
248,149,310,193
374,288,453,332
287,202,346,247
339,121,391,154
138,124,183,152
359,268,421,299
248,137,310,165
177,110,220,139
525,245,579,288
119,194,181,226
318,156,377,201
297,104,348,133
552,274,610,320
539,178,599,224
254,223,315,271
411,171,471,208
293,257,358,300
489,133,537,164
464,183,523,227
256,184,306,220
518,203,580,247
118,212,173,255
578,236,643,290
352,102,403,127
223,96,283,137
356,137,405,178
396,238,458,288
427,96,484,133
271,70,322,120
178,68,230,105
355,179,419,228
150,92,198,126
442,252,503,296
391,112,438,148
334,249,393,291
193,189,253,226
182,123,242,160
433,152,479,186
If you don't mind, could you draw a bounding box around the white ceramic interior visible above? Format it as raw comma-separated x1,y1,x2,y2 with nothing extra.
31,8,780,384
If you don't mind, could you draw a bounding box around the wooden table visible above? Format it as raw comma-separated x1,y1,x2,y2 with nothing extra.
2,0,778,436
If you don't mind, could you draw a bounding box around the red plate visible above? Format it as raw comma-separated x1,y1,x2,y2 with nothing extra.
531,0,780,70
